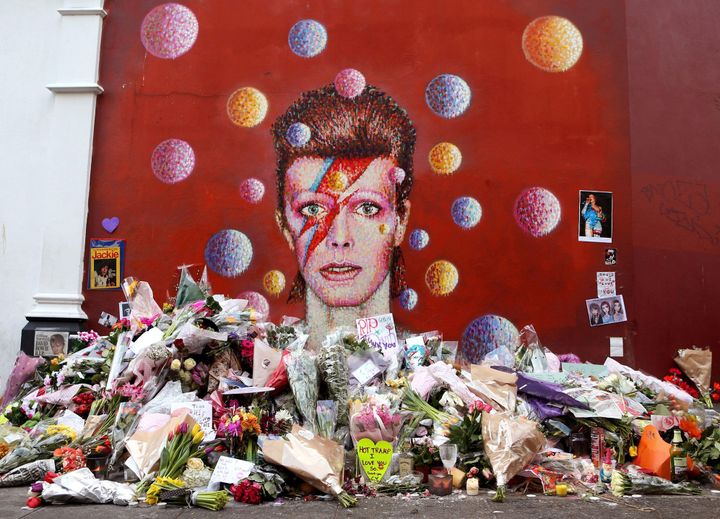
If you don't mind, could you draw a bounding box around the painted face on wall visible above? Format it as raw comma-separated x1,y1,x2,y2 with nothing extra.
281,156,408,307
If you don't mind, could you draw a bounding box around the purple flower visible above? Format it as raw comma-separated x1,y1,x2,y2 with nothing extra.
179,422,189,434
30,482,43,493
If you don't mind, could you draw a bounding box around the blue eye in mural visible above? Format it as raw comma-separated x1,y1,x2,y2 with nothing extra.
514,186,561,237
409,229,429,250
461,314,520,364
425,74,471,119
205,229,253,278
140,3,199,59
451,196,482,229
288,19,328,58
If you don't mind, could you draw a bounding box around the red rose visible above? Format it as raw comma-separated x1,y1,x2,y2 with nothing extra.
26,497,42,508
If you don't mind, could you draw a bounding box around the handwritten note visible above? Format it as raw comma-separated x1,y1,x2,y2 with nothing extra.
352,359,381,386
357,438,393,482
596,272,616,297
208,456,254,490
171,401,215,441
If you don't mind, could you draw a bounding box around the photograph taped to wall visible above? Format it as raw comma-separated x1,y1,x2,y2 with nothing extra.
88,239,124,289
118,301,131,318
578,191,613,243
34,330,69,357
605,248,617,265
586,295,627,327
98,311,118,328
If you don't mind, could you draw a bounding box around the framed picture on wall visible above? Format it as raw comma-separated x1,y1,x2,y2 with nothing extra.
578,190,613,243
88,239,124,290
33,330,69,357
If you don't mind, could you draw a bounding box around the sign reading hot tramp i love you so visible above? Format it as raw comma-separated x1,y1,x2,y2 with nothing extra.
357,438,393,482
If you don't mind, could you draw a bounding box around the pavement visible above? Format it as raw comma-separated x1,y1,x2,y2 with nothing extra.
1,486,720,519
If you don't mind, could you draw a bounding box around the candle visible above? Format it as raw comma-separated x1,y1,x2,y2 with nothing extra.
466,477,479,496
555,483,568,497
429,473,453,496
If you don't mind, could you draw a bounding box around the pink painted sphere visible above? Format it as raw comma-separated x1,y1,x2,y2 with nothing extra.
140,3,199,59
334,69,366,99
151,139,195,184
239,178,265,204
237,290,270,321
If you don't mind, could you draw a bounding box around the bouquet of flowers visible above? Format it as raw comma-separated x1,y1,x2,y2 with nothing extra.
230,467,284,504
286,343,318,432
350,401,404,444
318,333,351,426
157,422,205,480
216,406,261,461
53,446,86,473
146,475,229,510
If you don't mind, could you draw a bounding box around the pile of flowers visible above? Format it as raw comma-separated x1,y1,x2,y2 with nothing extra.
0,271,718,512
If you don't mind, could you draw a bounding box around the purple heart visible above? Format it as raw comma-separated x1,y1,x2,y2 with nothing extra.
102,216,120,233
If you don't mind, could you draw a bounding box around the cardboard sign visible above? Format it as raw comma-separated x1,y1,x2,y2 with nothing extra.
208,455,254,490
171,401,215,441
357,438,393,482
596,272,616,297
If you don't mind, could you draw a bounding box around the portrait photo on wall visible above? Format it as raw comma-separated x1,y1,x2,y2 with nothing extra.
585,295,627,327
604,248,617,265
118,301,131,319
88,239,124,289
33,330,69,357
578,190,613,243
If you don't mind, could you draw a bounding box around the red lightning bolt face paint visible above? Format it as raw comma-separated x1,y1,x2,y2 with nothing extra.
284,156,399,307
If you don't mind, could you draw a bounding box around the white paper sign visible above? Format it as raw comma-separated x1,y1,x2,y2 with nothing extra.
171,401,215,440
356,313,399,351
57,410,86,436
596,272,616,298
609,337,624,357
352,359,381,386
208,456,254,490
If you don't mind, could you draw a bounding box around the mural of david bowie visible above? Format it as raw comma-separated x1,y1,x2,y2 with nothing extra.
271,84,416,350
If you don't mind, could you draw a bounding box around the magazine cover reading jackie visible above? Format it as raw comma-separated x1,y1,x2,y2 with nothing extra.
88,239,125,290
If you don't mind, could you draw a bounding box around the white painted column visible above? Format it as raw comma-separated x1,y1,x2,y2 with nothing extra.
25,0,106,320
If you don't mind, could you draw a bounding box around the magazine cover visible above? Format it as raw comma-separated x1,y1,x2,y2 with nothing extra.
88,239,125,290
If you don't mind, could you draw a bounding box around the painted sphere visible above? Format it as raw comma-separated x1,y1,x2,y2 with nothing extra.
522,16,583,72
286,122,311,147
452,196,482,229
140,3,198,59
461,314,520,364
263,270,286,296
399,288,418,311
239,178,265,204
409,229,429,250
237,290,270,321
425,74,471,118
288,19,327,58
425,260,459,296
429,142,462,175
227,87,268,127
389,166,406,184
334,69,366,99
204,230,253,278
514,187,561,237
151,139,195,184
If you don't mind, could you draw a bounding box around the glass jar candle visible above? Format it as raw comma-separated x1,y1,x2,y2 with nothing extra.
466,477,479,496
429,473,452,496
